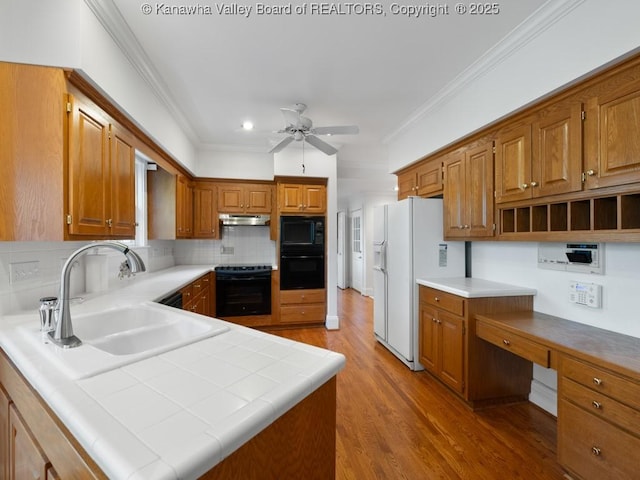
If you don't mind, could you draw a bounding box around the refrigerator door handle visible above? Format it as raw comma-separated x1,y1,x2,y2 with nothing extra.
380,241,386,272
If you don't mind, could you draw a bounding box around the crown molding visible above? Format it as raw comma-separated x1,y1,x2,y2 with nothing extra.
83,0,200,143
383,0,585,145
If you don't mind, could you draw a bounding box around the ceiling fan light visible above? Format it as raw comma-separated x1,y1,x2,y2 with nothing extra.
242,121,254,131
294,131,304,141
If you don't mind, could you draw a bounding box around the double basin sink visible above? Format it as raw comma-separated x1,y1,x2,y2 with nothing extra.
19,302,229,379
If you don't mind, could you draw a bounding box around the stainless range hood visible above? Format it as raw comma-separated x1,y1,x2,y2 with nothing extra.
219,214,271,226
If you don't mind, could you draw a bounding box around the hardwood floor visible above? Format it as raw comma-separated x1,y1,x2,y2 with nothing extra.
267,288,567,479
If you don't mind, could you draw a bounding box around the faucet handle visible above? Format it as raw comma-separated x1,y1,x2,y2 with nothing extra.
118,260,135,279
39,296,58,333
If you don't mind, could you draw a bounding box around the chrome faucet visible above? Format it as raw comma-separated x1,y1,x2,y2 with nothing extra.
48,241,146,348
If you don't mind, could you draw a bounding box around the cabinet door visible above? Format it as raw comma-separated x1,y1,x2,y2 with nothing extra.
438,311,465,394
443,153,467,238
585,79,640,189
217,185,245,212
418,304,439,374
495,124,532,203
245,185,272,213
8,405,48,480
396,168,416,200
109,124,136,237
466,142,494,237
279,184,303,212
416,159,443,197
302,185,326,213
67,97,110,236
1,385,9,479
193,183,218,238
176,175,193,238
532,102,583,198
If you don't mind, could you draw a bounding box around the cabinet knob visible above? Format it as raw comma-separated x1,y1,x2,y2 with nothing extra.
106,218,113,227
432,317,437,323
299,204,303,209
586,169,596,176
502,339,511,346
591,446,601,456
458,225,464,229
464,225,469,229
522,183,529,189
592,400,602,409
593,377,603,386
434,297,439,302
530,181,538,187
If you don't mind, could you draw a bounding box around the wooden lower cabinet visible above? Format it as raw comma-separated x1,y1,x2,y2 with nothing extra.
418,286,534,408
558,354,640,480
9,404,49,480
182,272,213,316
278,289,326,326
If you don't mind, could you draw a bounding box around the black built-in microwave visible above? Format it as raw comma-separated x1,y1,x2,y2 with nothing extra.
280,216,324,250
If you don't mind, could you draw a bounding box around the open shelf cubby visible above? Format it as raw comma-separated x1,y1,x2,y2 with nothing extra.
498,191,640,238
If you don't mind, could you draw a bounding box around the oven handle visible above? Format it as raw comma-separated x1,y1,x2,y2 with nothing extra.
280,255,324,259
216,275,270,281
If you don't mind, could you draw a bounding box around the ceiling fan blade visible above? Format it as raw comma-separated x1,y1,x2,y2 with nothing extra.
312,125,359,135
280,108,300,127
269,136,294,153
305,135,338,155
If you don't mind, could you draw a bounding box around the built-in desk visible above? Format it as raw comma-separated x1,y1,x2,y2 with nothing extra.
475,311,640,480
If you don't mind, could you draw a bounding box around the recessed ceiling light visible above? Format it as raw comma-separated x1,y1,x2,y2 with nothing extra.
242,121,254,131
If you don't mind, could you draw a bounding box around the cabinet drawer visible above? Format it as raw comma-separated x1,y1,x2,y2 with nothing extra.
558,399,640,480
191,275,207,296
280,289,325,305
562,378,640,437
421,287,464,316
279,304,325,324
476,320,550,367
561,355,640,411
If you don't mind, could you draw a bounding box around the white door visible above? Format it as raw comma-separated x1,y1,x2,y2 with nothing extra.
350,208,364,293
337,211,347,289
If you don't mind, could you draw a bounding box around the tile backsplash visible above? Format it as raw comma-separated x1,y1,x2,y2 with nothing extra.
0,227,275,317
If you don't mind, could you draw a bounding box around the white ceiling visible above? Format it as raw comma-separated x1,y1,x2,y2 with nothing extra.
104,0,548,196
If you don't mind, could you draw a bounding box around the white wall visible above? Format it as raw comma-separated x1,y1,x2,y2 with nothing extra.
385,0,640,415
0,0,197,172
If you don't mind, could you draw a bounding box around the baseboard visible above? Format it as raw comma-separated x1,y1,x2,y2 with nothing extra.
325,315,340,330
529,379,557,417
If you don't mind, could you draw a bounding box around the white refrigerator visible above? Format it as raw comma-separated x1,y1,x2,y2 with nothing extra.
372,197,465,370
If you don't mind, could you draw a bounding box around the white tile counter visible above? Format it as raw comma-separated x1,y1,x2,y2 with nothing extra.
416,277,537,298
0,266,346,479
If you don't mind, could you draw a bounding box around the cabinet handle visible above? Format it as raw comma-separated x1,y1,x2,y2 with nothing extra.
593,377,603,386
503,339,511,346
530,181,538,187
522,183,529,189
586,169,596,176
592,400,602,409
591,446,601,456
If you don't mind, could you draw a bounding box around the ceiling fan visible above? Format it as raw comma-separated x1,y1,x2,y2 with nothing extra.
269,103,359,155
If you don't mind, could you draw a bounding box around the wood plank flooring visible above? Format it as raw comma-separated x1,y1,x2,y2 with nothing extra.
267,288,567,480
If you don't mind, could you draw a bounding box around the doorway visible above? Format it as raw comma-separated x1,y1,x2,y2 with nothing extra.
349,208,363,293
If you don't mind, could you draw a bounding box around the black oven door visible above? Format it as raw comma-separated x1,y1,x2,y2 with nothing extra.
216,274,271,317
280,254,325,290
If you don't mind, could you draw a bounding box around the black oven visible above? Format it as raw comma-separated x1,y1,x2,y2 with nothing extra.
280,253,325,290
215,266,271,317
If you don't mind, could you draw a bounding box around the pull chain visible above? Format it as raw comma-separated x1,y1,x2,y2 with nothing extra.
302,137,306,174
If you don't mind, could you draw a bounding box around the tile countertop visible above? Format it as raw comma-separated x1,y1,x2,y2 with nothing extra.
0,265,346,480
416,277,537,298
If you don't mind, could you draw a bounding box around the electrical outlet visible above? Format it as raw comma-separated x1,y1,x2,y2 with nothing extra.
9,260,41,284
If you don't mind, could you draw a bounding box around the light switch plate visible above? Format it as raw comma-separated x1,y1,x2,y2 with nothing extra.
9,261,40,284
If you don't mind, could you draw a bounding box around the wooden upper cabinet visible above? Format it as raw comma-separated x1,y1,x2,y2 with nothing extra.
584,75,640,189
193,182,218,239
396,158,443,200
67,95,136,238
532,101,583,198
278,183,326,214
217,183,272,214
496,101,583,204
444,141,494,239
176,174,193,238
494,124,532,203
